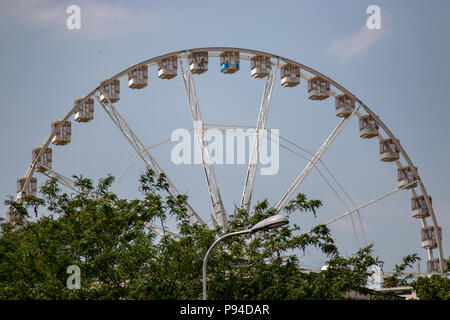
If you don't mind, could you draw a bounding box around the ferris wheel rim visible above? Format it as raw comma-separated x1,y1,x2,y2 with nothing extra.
18,46,445,274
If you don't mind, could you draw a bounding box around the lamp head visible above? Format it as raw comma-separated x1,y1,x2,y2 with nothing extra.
250,215,289,232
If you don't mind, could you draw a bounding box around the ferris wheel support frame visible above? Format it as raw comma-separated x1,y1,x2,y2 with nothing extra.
39,165,79,194
240,60,279,214
274,106,359,213
94,89,205,226
180,59,228,229
302,180,419,235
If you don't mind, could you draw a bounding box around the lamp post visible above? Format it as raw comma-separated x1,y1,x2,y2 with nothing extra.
202,214,289,300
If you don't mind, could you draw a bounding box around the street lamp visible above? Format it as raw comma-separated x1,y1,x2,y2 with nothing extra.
202,214,289,300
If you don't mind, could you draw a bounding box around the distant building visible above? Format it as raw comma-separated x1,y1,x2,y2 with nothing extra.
366,265,383,290
375,286,417,300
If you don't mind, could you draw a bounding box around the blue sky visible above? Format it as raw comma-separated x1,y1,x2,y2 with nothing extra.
0,0,449,272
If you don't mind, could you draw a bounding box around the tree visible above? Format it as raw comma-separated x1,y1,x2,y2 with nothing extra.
411,275,450,300
1,169,387,300
383,254,421,288
373,245,449,300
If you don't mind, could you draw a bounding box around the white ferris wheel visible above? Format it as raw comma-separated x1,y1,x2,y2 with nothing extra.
11,47,447,275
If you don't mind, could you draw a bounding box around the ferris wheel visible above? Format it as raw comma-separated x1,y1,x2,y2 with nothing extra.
10,47,447,275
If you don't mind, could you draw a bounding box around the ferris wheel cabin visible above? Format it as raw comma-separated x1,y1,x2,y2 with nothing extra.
74,97,94,122
397,166,418,189
16,177,37,197
188,52,208,74
421,226,442,249
335,94,355,118
32,147,52,173
250,55,271,78
379,138,400,162
220,51,240,74
359,115,379,138
51,120,71,146
100,78,120,103
158,57,178,79
280,64,300,87
307,76,330,100
427,258,448,273
411,195,432,218
128,65,148,89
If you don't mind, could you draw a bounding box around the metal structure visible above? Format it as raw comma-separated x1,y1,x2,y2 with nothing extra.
12,47,446,274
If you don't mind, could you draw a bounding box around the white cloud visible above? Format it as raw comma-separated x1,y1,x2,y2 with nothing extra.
0,0,66,28
0,0,163,38
80,2,162,38
329,25,386,60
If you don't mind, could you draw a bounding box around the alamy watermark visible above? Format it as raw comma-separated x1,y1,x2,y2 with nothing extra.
170,122,280,176
66,5,81,30
66,265,81,289
366,5,381,30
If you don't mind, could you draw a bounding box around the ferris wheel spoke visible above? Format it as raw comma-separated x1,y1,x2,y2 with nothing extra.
262,132,363,247
269,130,367,245
94,90,205,227
180,59,228,229
275,131,367,246
39,165,79,193
240,60,279,214
211,124,362,247
318,158,368,246
301,181,418,236
146,221,181,240
274,105,360,213
110,128,195,191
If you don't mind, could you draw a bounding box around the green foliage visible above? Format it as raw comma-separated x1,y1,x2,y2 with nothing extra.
284,193,322,218
411,275,450,300
0,169,398,300
383,254,421,288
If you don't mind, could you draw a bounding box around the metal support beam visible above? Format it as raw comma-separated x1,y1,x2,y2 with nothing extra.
110,128,195,191
94,89,205,226
180,59,228,229
240,60,278,214
302,181,418,236
271,131,367,247
146,221,181,240
39,165,80,193
275,106,359,213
